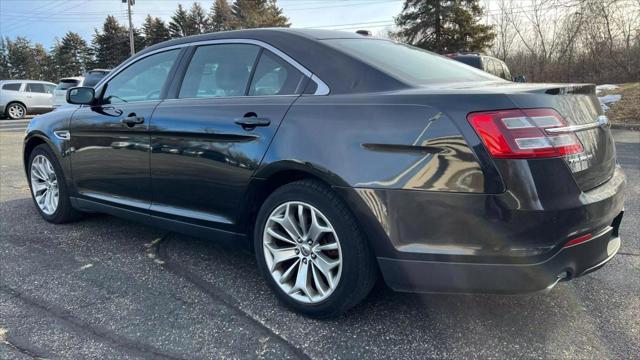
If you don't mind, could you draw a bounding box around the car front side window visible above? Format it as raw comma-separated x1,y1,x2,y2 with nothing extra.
179,44,260,99
101,49,180,104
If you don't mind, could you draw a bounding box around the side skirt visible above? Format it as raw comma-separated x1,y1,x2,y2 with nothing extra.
71,197,247,247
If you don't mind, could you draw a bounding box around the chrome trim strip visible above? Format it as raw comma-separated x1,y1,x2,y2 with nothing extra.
80,191,150,210
150,203,233,224
53,130,70,140
95,38,330,96
545,115,609,134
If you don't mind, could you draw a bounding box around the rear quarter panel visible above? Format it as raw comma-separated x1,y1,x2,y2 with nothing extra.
257,93,488,193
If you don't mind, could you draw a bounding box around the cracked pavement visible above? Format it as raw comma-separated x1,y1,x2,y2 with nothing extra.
0,127,638,359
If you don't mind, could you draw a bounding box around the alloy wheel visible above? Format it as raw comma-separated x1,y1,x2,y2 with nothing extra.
30,155,59,215
263,201,342,303
8,104,25,119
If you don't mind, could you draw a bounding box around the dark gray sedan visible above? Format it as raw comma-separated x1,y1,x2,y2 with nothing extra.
23,29,624,318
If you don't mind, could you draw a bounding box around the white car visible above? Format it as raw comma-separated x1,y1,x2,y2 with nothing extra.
53,77,83,107
0,80,56,119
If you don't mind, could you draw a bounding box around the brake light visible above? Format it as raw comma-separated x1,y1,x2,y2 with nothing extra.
467,108,583,159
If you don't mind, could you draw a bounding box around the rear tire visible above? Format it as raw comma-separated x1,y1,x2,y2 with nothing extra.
28,144,81,223
6,102,26,119
254,179,377,318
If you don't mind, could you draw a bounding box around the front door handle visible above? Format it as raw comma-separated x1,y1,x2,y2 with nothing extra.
121,113,145,127
234,117,271,130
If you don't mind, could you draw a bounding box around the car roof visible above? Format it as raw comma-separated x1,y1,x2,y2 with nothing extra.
1,79,54,84
142,28,363,54
135,28,402,94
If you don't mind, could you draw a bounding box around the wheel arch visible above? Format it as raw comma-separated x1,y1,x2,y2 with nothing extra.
239,160,352,239
23,133,66,178
5,100,27,116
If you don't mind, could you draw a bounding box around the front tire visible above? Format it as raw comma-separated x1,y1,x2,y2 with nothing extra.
28,144,81,223
254,180,377,318
6,102,26,119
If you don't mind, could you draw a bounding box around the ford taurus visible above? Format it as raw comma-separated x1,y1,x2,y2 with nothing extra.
23,29,625,318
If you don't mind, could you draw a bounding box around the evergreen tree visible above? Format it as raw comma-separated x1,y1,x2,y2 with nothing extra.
32,43,55,81
142,15,171,47
6,37,37,79
232,0,289,29
92,16,142,68
209,0,236,32
51,32,92,79
0,38,9,79
394,0,495,53
188,3,210,34
169,4,190,38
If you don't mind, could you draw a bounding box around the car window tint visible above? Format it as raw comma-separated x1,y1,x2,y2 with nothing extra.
454,56,482,69
27,83,47,93
2,83,21,91
55,80,80,91
248,50,305,96
102,49,179,104
83,71,109,87
45,84,56,94
179,44,260,99
326,39,496,84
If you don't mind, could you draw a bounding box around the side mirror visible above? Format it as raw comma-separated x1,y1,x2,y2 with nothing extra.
67,87,95,105
513,75,526,83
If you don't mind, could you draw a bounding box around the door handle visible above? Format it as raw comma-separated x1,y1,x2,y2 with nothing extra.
121,113,145,127
234,117,271,130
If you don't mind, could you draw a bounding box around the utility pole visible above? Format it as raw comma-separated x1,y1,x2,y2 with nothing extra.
124,0,135,56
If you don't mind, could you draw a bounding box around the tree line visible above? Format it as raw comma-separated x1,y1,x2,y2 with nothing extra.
489,0,640,84
0,0,288,82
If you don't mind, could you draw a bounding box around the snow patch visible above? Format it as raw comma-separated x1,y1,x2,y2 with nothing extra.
598,94,622,112
596,84,619,94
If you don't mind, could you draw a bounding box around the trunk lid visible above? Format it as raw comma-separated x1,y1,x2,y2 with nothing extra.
505,83,616,191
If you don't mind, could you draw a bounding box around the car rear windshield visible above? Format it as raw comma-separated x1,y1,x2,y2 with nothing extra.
82,71,109,87
55,80,80,90
324,39,498,84
453,56,482,69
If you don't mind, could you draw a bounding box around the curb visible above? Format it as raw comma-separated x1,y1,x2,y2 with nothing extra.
610,123,640,131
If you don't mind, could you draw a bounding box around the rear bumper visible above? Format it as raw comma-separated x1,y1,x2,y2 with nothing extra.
336,163,625,294
378,214,622,293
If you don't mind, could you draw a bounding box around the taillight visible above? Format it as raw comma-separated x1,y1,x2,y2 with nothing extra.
467,108,583,159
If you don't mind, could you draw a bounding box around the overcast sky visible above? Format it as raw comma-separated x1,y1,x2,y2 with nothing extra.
0,0,413,48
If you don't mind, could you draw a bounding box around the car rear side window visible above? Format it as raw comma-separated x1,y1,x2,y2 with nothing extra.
325,39,497,84
55,80,80,91
102,49,179,104
83,71,109,87
27,83,47,93
179,44,260,99
248,50,306,96
2,83,21,91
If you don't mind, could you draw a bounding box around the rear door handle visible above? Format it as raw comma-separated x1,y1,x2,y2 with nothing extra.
121,113,145,127
234,117,271,130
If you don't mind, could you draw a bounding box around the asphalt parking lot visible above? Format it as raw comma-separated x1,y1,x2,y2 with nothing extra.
0,124,638,359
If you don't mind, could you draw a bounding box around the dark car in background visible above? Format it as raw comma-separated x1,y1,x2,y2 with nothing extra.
23,29,624,318
447,52,523,81
81,69,110,87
